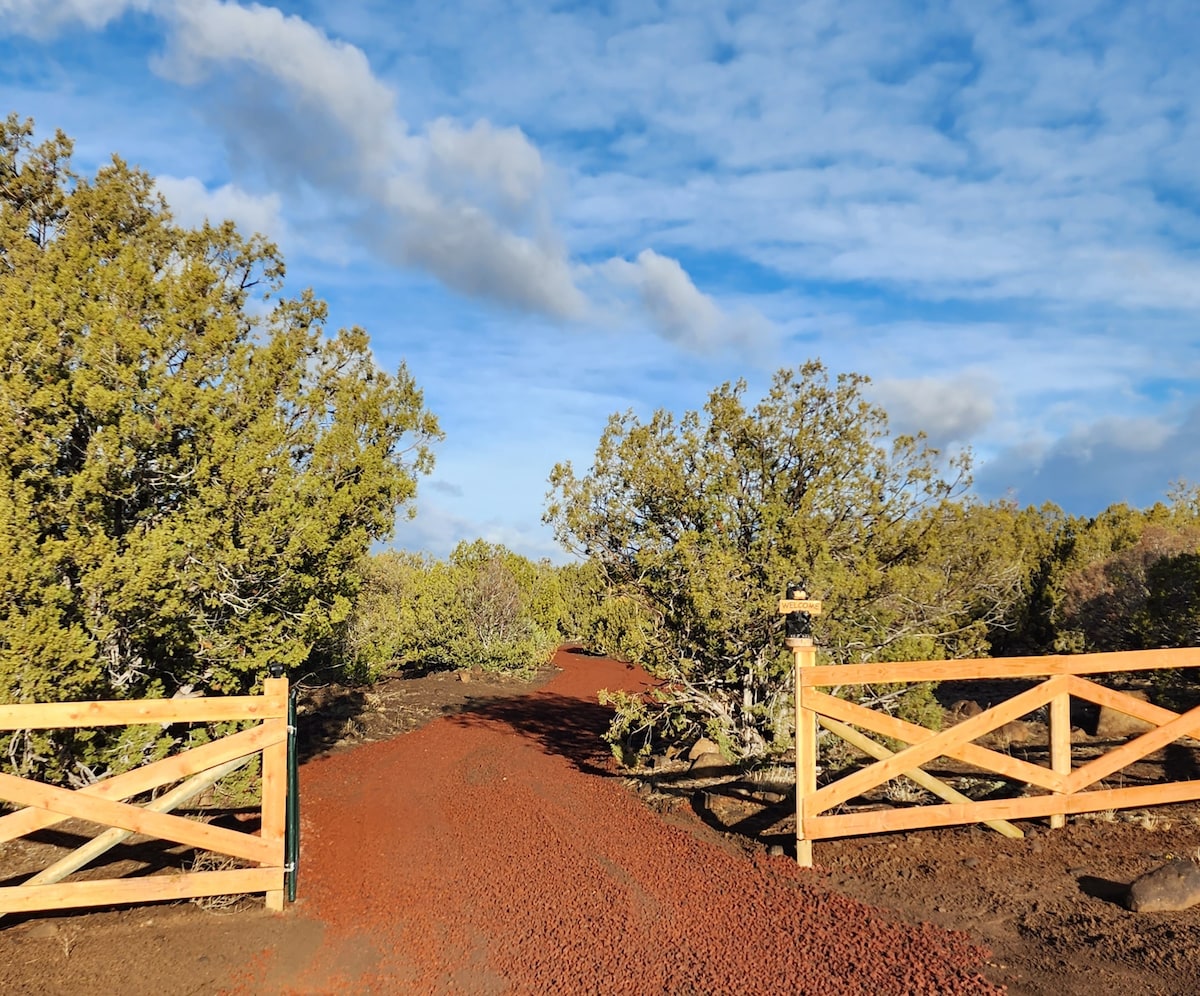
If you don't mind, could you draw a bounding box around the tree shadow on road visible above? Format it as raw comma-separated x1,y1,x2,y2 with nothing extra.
446,692,617,777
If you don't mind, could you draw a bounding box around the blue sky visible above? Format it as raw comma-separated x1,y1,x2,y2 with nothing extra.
3,0,1198,561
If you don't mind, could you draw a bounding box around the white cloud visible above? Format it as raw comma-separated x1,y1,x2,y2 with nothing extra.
870,374,997,447
1059,416,1176,462
424,117,546,220
975,406,1200,514
148,0,767,338
601,249,773,352
0,0,155,35
154,174,284,240
149,0,593,322
157,0,398,168
394,500,566,564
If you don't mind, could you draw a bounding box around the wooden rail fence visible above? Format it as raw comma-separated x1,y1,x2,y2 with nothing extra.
0,677,290,915
782,595,1200,866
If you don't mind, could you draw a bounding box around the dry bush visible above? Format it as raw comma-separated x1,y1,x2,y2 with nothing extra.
186,850,255,913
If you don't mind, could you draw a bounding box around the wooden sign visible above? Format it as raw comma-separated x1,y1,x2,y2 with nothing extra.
778,599,823,615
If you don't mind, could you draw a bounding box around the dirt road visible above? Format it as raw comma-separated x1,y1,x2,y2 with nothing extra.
231,649,997,994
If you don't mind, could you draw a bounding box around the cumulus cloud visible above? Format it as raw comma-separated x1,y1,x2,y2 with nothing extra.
423,118,546,220
154,174,284,240
156,0,398,170
3,0,776,350
602,249,773,352
151,0,592,322
870,374,997,448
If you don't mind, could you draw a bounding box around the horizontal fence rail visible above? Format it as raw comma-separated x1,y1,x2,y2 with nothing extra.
780,596,1200,866
0,677,290,916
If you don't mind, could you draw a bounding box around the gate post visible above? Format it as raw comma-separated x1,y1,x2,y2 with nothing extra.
262,668,289,911
781,585,823,868
1049,688,1071,829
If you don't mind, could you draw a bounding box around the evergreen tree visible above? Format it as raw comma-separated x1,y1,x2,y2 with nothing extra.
545,361,1024,761
0,115,440,780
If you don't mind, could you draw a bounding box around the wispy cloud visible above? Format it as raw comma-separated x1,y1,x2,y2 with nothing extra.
4,0,1199,557
0,0,154,36
976,405,1200,515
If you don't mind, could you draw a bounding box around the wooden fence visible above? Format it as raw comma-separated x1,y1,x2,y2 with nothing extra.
783,600,1200,866
0,677,290,915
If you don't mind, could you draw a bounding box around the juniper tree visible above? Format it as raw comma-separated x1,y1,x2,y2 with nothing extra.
545,361,1024,762
0,115,440,780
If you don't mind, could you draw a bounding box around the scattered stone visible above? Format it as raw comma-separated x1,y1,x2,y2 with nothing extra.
687,737,720,761
949,700,983,723
963,857,980,869
1127,858,1200,912
1096,690,1156,738
991,720,1036,747
690,751,727,772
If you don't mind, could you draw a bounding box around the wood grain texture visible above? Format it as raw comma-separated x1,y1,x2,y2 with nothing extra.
0,695,287,731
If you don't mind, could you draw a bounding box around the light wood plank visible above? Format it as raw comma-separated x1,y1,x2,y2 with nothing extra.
0,868,283,914
806,779,1200,839
0,772,274,865
817,715,1023,839
1065,700,1200,794
800,647,1200,687
0,724,283,844
0,695,287,731
1049,691,1071,830
805,689,1064,791
1066,676,1184,726
794,641,818,867
14,756,253,893
259,678,289,912
803,676,1066,817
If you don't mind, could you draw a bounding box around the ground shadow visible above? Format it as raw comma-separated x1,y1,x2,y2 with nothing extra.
1078,874,1129,906
692,785,794,839
294,685,369,764
446,692,618,776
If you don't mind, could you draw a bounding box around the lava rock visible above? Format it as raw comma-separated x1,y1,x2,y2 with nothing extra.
690,751,727,772
1127,858,1200,912
1096,690,1156,738
991,720,1035,747
949,700,983,723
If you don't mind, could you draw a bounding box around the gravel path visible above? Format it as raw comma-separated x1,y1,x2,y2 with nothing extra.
234,649,999,994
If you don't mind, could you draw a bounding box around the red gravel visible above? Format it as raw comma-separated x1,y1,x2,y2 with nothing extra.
235,649,1000,994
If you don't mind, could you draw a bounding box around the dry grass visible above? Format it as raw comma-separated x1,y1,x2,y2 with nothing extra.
1072,808,1175,831
186,851,255,913
883,776,932,805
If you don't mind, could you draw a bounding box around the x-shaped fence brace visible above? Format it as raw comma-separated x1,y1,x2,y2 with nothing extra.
0,683,289,915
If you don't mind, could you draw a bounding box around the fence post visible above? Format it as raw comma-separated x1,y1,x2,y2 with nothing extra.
285,684,300,904
1049,689,1071,829
262,669,289,911
781,585,823,868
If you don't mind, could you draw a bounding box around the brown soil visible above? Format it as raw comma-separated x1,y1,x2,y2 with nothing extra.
3,650,1200,994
